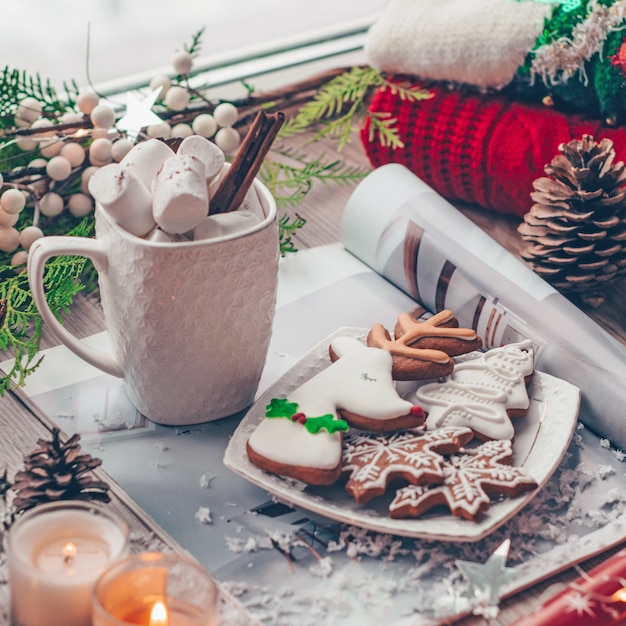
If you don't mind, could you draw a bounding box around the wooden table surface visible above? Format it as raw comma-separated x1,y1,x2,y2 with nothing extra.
3,119,626,625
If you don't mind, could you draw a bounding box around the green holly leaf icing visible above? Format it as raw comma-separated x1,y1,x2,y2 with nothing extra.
264,398,349,434
305,414,350,434
265,397,299,418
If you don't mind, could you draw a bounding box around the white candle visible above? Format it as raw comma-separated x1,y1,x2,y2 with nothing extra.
7,501,129,626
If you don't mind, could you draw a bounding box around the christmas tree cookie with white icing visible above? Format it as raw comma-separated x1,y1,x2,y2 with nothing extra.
246,336,425,485
415,340,535,441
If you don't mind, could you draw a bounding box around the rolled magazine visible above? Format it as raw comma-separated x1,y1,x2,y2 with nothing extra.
341,163,626,449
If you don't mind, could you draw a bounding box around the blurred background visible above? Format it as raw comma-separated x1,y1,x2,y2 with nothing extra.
1,0,388,90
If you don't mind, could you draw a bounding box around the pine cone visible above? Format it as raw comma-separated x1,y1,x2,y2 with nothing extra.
518,134,626,304
0,467,10,499
12,428,110,514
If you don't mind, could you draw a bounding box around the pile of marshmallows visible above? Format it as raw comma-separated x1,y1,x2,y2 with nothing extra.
88,136,262,243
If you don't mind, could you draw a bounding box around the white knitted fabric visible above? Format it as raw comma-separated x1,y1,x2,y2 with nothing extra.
365,0,552,90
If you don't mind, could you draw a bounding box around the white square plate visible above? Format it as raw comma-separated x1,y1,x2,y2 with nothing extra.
224,328,581,542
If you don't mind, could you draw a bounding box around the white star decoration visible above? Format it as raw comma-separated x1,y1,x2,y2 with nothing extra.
116,87,163,142
455,539,515,614
564,591,596,617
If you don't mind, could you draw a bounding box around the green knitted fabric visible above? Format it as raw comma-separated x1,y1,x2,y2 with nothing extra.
594,29,626,121
510,0,626,122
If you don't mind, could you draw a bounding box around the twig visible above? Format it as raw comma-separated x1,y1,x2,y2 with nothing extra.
210,110,285,214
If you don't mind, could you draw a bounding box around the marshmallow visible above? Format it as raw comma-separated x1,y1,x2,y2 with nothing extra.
238,184,267,221
88,163,156,237
147,227,189,243
178,135,225,183
120,138,175,190
192,210,261,241
152,154,209,234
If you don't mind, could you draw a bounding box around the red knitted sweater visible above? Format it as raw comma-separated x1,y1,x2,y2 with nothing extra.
361,81,626,218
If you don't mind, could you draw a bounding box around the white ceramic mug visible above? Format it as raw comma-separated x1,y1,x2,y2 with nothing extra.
28,178,278,425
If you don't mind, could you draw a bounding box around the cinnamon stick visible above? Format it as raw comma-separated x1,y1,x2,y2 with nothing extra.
210,110,284,214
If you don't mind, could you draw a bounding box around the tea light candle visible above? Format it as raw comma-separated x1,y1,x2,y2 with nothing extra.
92,552,218,626
7,500,129,626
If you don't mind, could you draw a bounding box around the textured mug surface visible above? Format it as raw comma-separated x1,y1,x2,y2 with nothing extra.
28,179,278,425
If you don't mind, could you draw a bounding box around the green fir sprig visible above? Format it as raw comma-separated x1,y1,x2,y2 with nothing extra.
0,66,77,124
280,66,432,149
261,148,370,210
0,219,93,392
184,27,206,58
277,213,307,255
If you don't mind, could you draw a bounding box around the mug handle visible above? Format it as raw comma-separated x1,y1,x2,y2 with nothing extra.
28,236,124,378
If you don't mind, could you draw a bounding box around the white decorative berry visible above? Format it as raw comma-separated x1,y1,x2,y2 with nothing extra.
40,137,63,158
1,188,26,214
149,74,172,97
39,192,65,217
164,86,190,111
170,123,193,138
10,249,28,268
18,225,44,250
59,111,84,124
31,117,55,137
147,122,172,139
213,102,238,127
172,51,193,75
214,127,240,154
28,158,49,193
111,138,133,162
80,166,99,194
0,209,19,227
68,193,93,217
46,155,72,181
90,104,116,129
15,97,43,126
0,227,20,252
76,91,99,115
89,138,113,166
192,114,218,138
60,142,86,167
15,136,37,151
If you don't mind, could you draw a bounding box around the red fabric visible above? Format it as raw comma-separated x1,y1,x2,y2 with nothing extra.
362,81,626,217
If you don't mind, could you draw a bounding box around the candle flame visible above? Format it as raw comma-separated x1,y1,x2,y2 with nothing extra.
149,600,168,626
611,587,626,603
62,542,77,563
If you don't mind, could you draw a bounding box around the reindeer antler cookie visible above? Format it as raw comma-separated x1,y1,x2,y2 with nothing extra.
365,310,482,380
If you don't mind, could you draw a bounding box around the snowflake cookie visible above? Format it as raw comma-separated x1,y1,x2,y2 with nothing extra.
341,426,474,504
389,439,538,521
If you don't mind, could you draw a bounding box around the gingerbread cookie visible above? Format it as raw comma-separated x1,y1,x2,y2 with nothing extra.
341,426,474,504
246,336,425,485
366,309,482,380
246,401,348,485
415,340,535,440
389,438,538,521
325,336,425,432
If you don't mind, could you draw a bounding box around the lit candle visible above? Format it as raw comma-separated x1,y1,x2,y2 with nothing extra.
150,601,169,626
92,552,218,626
7,500,129,626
